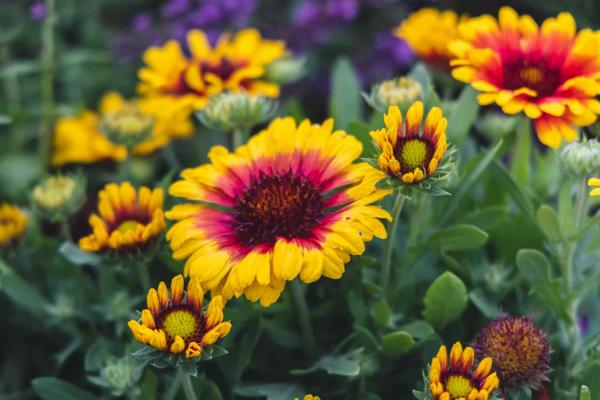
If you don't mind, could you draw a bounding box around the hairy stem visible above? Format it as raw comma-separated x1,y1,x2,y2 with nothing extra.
381,191,406,293
180,372,198,400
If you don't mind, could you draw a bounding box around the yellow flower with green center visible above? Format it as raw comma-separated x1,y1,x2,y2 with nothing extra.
429,342,500,400
79,182,165,252
589,178,600,197
0,203,27,248
33,175,77,211
370,101,448,185
102,102,154,147
128,275,232,358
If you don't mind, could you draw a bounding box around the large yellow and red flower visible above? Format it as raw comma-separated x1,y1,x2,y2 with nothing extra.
128,274,231,358
137,28,286,111
450,7,600,148
52,92,193,166
394,8,466,70
429,342,500,400
166,117,392,307
0,203,27,248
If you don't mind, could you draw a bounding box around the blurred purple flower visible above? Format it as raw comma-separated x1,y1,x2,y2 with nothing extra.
578,315,589,336
30,2,46,21
358,32,414,84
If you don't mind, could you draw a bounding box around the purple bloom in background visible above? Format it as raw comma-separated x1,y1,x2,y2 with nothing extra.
578,315,589,336
30,1,46,21
358,32,414,84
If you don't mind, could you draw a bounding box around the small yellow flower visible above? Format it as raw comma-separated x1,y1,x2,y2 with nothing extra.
294,395,321,400
128,274,232,358
0,203,27,248
33,175,80,213
429,342,500,400
589,178,600,196
394,8,466,70
370,101,448,184
79,182,165,252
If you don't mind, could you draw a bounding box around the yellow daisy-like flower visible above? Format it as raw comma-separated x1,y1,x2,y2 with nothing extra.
449,7,600,148
51,92,193,167
79,182,165,252
166,117,392,307
370,101,448,184
589,178,600,196
138,28,285,111
128,274,232,359
429,342,500,400
294,395,321,400
394,8,466,70
0,203,27,248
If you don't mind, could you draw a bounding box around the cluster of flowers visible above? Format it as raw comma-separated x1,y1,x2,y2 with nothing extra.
3,5,600,398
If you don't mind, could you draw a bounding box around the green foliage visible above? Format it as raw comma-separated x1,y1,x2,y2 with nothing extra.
422,272,468,330
329,58,362,129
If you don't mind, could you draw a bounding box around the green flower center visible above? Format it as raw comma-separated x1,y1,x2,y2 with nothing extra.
446,375,472,398
398,138,432,172
162,310,199,341
116,220,141,233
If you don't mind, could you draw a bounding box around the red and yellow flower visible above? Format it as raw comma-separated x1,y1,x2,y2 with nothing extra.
0,203,27,248
589,178,600,197
450,7,600,148
79,182,165,252
429,342,500,400
128,275,231,358
52,92,193,166
137,28,286,112
370,102,448,184
166,117,392,307
394,8,466,70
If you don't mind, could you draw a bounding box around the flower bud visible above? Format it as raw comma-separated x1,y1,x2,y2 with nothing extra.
32,174,84,221
102,102,154,148
197,91,277,132
558,138,600,176
365,76,423,112
265,55,307,84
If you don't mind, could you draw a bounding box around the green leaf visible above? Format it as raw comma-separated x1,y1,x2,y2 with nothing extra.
397,320,435,340
469,289,501,319
233,316,262,384
430,224,489,251
422,271,468,330
290,349,362,377
491,161,537,227
0,260,47,317
235,383,305,400
372,298,392,328
442,140,504,224
347,121,375,157
59,242,102,266
381,331,415,356
408,63,432,95
329,58,362,129
32,377,98,400
515,249,571,322
510,119,532,187
580,385,592,400
446,86,479,145
536,205,562,241
354,326,380,350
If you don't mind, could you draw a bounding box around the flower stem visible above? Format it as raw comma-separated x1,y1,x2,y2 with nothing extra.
180,372,198,400
232,129,245,150
40,0,56,168
136,259,152,290
381,191,406,294
291,280,317,356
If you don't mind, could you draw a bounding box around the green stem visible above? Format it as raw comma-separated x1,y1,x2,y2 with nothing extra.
40,0,56,168
563,177,588,289
180,372,198,400
291,280,317,356
136,259,152,291
381,191,406,294
231,129,245,150
60,220,72,242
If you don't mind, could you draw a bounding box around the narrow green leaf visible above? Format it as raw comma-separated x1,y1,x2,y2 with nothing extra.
0,260,47,317
510,119,532,187
329,58,362,129
381,331,415,356
422,272,468,330
372,298,392,328
32,377,98,400
447,86,479,145
536,205,562,241
491,161,538,227
59,242,102,266
469,289,501,319
430,224,489,251
397,320,435,340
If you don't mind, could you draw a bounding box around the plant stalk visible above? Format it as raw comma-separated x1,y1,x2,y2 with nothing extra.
136,259,152,291
180,372,198,400
40,0,57,168
291,280,317,356
381,191,406,293
232,128,244,150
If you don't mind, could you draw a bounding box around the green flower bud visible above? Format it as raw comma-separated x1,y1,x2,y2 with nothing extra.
32,174,84,221
197,91,277,132
365,77,423,112
558,138,600,176
265,55,307,84
102,103,154,148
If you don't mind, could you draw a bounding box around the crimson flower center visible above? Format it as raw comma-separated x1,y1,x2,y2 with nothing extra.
169,58,249,96
503,61,561,97
232,171,325,246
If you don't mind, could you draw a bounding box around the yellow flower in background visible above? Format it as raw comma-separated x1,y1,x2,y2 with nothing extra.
79,182,165,252
51,92,193,167
294,395,321,400
166,117,391,307
450,7,600,148
589,178,600,196
138,28,286,111
394,8,466,70
128,274,232,358
429,342,500,400
370,101,448,184
0,203,27,248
